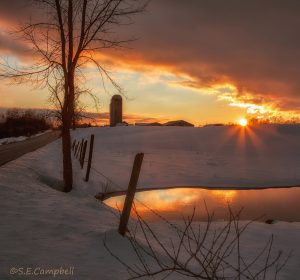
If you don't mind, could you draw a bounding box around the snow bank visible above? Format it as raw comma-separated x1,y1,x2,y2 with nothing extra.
0,125,300,279
0,130,52,145
0,135,28,145
72,125,300,193
0,138,126,279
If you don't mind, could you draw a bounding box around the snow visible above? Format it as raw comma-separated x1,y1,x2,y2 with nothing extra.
0,135,29,145
0,125,300,279
0,130,52,145
72,125,300,194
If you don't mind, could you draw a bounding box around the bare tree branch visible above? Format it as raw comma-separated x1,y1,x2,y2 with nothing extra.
104,204,291,279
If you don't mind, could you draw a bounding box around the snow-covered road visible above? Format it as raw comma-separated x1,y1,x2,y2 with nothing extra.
0,130,60,166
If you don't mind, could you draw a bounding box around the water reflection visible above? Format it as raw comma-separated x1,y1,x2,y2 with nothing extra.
104,187,300,222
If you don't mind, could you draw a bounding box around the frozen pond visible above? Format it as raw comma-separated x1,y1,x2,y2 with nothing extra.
104,187,300,222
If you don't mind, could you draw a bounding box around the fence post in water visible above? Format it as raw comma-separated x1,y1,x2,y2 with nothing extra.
85,134,95,182
118,153,144,236
80,140,88,169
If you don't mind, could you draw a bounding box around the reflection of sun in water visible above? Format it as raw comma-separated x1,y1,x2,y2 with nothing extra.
239,118,248,127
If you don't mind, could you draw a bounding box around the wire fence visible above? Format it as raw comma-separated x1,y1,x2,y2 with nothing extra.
70,134,287,279
71,135,184,224
71,134,210,230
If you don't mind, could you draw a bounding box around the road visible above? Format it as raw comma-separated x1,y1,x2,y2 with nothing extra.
0,131,61,166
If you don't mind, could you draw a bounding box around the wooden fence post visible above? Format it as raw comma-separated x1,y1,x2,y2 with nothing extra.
118,153,144,236
78,139,84,160
75,141,79,157
77,138,83,162
85,134,95,182
74,141,78,156
72,140,76,151
76,139,82,159
80,140,88,169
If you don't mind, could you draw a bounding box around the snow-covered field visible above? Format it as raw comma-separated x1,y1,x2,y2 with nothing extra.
0,125,300,279
73,125,300,193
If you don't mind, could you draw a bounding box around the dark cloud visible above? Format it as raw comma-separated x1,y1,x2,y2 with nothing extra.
1,0,300,113
0,0,33,20
125,0,300,110
0,0,44,57
0,32,32,56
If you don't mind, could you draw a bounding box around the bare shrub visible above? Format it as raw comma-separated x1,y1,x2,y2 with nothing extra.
104,204,291,279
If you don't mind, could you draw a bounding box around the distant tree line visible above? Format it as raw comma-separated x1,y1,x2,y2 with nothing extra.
248,116,300,125
0,109,52,139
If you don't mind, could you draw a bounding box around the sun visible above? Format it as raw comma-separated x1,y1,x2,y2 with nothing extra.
239,118,248,127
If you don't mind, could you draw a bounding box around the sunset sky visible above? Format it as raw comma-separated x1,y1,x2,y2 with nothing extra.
0,0,300,125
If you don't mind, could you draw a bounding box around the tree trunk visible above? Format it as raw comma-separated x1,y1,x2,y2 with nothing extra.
62,120,73,192
72,116,76,130
61,72,73,192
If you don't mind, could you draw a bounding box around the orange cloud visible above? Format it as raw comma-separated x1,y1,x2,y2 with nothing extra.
90,50,300,123
1,0,300,123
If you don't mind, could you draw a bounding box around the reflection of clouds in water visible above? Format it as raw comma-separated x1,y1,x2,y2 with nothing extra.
210,190,237,204
155,189,199,204
105,188,202,214
104,187,300,221
106,196,125,212
106,188,236,214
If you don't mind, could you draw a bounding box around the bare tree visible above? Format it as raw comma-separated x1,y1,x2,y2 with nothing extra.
0,0,145,192
48,77,99,129
104,205,291,279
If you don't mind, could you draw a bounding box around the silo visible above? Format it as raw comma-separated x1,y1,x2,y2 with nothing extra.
110,95,122,126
